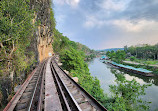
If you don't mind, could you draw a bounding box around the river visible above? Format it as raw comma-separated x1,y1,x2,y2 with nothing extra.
88,58,158,111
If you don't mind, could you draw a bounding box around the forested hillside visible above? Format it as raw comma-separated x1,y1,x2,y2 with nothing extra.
0,0,36,77
0,0,38,107
0,0,55,108
52,28,107,106
52,29,96,59
0,0,97,108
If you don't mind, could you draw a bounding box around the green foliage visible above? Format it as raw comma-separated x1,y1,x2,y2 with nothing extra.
106,51,116,60
130,56,136,61
59,44,151,110
51,1,150,110
52,29,95,57
115,50,126,62
128,44,158,60
109,74,151,111
50,4,56,33
60,48,85,71
0,0,35,76
106,50,126,63
53,28,101,103
86,53,96,60
123,62,158,75
52,30,69,54
0,0,34,43
60,47,107,105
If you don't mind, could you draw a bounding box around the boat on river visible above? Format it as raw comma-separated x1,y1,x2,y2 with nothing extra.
107,61,154,77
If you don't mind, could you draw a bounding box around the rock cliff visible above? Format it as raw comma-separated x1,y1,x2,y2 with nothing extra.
30,0,54,62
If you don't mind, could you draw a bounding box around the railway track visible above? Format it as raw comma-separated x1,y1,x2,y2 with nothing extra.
50,57,107,111
4,57,107,111
4,60,47,111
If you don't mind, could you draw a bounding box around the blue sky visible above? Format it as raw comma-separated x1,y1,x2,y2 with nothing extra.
53,0,158,50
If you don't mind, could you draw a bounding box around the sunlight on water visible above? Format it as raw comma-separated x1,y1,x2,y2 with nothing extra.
124,74,146,85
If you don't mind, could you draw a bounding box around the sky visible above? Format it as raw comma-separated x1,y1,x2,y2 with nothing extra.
52,0,158,50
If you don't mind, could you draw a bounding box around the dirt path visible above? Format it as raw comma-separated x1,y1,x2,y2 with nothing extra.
123,61,158,67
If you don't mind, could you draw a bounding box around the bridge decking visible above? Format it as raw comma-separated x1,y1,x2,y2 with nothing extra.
45,58,62,111
4,57,107,111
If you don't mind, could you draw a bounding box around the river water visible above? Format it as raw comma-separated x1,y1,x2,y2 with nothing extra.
88,58,158,111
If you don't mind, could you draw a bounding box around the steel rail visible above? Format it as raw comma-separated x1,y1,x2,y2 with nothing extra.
28,60,47,111
3,68,37,111
53,58,108,111
50,60,82,111
37,60,47,111
50,62,71,111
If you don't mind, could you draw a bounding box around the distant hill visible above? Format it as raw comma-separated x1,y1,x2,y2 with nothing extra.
97,48,124,52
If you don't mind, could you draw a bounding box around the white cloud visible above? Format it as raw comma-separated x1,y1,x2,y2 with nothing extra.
54,0,80,8
113,19,158,32
66,0,80,7
54,0,158,49
84,16,107,28
84,16,99,28
84,15,158,33
98,0,131,12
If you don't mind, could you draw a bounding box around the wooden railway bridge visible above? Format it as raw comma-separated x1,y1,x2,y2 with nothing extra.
4,57,107,111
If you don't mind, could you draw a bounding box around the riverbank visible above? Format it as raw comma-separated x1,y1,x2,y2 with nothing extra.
102,59,154,77
88,58,158,111
107,61,154,77
124,61,158,68
122,61,158,75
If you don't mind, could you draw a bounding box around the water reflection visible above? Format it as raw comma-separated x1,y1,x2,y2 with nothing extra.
109,68,146,84
110,68,158,86
88,58,158,111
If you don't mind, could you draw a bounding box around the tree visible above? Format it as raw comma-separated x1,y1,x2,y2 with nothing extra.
124,45,128,53
60,48,85,71
127,44,158,60
60,47,109,107
106,51,110,57
115,50,126,63
130,56,136,61
106,50,126,63
109,74,151,111
0,0,34,76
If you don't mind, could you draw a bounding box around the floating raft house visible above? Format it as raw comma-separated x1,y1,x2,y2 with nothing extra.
108,61,153,77
100,56,106,60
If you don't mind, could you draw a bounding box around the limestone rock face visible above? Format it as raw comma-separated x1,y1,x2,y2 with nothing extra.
30,0,54,62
